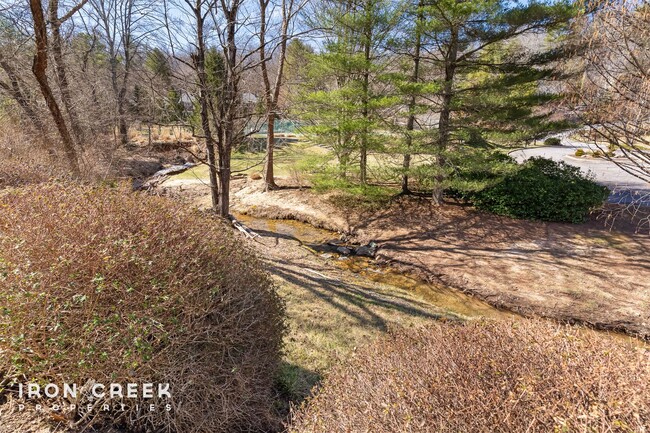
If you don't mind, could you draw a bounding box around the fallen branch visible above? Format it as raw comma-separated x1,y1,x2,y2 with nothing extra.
135,162,196,191
230,217,261,239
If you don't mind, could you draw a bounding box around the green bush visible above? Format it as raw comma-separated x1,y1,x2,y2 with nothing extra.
471,157,609,223
0,183,285,432
544,137,562,146
574,148,585,157
445,150,519,201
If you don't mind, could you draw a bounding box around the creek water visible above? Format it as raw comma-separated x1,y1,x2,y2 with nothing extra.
233,212,512,320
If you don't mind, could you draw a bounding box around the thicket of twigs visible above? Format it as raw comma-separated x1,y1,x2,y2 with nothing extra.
0,183,285,432
0,120,113,182
0,160,48,188
291,320,650,433
0,125,58,187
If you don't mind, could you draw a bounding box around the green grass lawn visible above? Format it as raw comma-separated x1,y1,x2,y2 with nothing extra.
171,141,514,212
171,139,446,186
169,142,416,211
172,141,331,181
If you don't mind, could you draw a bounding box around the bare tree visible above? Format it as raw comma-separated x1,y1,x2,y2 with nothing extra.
87,0,152,146
48,0,88,148
575,0,650,184
2,0,124,169
28,0,80,174
572,0,650,230
211,0,246,217
165,0,257,217
258,0,305,190
186,0,220,210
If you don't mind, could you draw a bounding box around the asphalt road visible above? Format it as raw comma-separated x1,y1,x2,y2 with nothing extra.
509,140,650,206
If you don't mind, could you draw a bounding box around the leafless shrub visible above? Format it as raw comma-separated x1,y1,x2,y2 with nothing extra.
0,161,49,188
291,320,650,433
0,183,285,432
0,124,63,187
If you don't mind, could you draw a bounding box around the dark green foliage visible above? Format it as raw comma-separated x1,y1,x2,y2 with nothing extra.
299,0,580,192
205,47,226,97
471,157,609,223
297,0,402,181
445,149,519,199
165,87,186,122
446,154,608,223
544,137,562,146
145,48,172,81
419,0,579,149
283,39,315,99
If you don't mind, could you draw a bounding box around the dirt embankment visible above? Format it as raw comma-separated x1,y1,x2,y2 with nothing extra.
219,179,650,340
232,182,353,233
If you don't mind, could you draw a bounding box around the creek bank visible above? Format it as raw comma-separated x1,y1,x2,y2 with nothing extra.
231,182,353,233
134,162,196,190
155,174,650,340
225,180,650,341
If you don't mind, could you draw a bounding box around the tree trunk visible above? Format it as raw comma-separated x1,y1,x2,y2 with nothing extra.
200,91,219,211
117,69,130,145
259,0,290,191
214,2,241,219
29,0,80,175
360,22,371,184
118,115,128,145
433,25,459,205
337,129,347,178
401,153,411,193
360,145,368,183
109,60,130,146
192,3,219,211
264,112,277,190
402,2,423,194
48,0,85,148
359,0,373,184
218,154,231,218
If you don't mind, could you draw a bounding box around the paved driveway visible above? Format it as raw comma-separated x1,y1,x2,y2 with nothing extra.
510,140,650,206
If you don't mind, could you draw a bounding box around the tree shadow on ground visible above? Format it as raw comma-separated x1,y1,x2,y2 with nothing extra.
274,360,321,418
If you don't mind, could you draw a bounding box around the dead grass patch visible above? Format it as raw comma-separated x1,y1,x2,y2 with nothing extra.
291,320,649,433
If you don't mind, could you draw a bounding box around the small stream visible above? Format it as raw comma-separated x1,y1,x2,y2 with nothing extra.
233,212,512,320
234,213,650,347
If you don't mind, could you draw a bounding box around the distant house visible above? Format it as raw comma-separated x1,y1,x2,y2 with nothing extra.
180,92,194,112
242,92,258,105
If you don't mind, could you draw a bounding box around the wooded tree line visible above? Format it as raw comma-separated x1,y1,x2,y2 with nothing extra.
294,0,578,203
0,0,647,216
0,0,307,216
